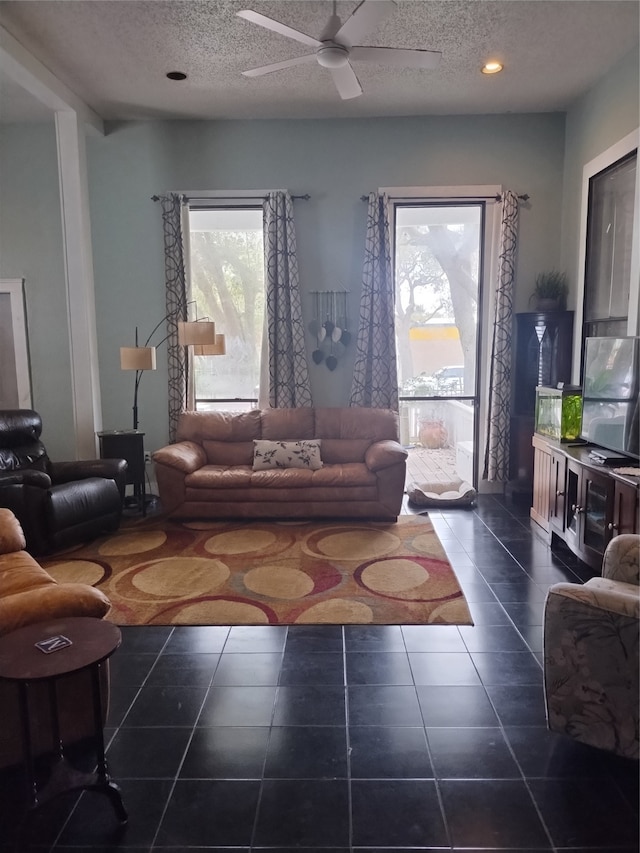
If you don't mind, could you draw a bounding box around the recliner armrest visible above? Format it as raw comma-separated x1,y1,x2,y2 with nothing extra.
0,508,27,553
0,470,51,488
365,440,408,473
602,534,640,586
152,441,207,474
50,458,127,484
546,578,640,619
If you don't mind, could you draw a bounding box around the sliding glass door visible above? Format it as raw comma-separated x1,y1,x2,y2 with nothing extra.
394,203,483,486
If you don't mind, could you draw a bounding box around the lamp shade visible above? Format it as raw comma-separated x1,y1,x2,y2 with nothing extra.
178,320,216,346
120,346,157,371
193,334,226,357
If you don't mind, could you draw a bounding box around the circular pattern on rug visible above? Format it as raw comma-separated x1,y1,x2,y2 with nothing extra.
43,559,108,586
112,557,229,600
291,599,373,623
355,555,463,602
303,526,399,560
98,529,167,557
412,532,445,557
203,528,282,556
244,564,315,599
152,597,276,625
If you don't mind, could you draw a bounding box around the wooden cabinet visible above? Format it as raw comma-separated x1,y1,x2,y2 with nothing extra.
564,458,615,570
531,435,639,572
531,434,552,532
549,448,567,536
612,478,640,536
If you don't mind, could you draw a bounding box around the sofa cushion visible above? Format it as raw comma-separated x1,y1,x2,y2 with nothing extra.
252,440,323,471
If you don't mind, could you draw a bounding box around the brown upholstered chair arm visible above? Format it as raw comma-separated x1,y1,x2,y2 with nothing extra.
152,441,207,474
0,508,27,553
602,534,640,586
365,440,408,472
0,584,111,637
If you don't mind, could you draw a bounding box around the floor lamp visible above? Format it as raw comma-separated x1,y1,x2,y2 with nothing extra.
120,312,218,431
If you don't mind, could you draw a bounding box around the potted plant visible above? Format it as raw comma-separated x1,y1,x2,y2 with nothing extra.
530,270,568,311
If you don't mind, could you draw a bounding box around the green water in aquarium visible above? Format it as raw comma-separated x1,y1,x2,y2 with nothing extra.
562,394,582,440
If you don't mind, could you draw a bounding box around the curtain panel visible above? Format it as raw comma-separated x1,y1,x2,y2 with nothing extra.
158,193,189,441
263,191,313,408
483,189,519,482
349,192,399,410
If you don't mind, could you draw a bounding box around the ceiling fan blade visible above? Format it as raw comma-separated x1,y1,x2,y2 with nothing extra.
237,10,321,48
330,63,363,100
334,0,396,47
242,54,317,77
350,46,442,69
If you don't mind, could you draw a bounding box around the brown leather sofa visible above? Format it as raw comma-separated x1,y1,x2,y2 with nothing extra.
0,508,112,768
0,409,127,555
153,407,408,520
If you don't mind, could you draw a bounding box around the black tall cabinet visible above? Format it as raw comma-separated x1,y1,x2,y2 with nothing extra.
509,311,574,498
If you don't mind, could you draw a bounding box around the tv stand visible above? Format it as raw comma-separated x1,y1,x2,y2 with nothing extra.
531,434,639,571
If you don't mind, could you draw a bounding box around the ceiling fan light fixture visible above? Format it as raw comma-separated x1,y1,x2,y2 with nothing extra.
316,43,349,69
481,61,503,75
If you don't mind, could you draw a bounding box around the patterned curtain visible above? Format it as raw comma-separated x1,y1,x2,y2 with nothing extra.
263,191,313,408
483,190,519,481
349,192,399,410
158,193,189,441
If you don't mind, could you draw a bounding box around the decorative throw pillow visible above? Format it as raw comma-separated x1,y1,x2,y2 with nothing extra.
252,439,323,471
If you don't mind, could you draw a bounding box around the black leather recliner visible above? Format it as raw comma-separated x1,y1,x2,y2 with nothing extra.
0,409,128,555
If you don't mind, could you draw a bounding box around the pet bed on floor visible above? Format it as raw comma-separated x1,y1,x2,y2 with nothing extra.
407,478,476,508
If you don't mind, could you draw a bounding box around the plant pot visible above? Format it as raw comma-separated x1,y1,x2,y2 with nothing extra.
419,420,448,449
535,297,561,311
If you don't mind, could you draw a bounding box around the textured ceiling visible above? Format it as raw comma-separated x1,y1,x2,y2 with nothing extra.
0,0,638,122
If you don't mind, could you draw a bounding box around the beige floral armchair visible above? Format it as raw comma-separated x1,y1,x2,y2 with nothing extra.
543,534,639,759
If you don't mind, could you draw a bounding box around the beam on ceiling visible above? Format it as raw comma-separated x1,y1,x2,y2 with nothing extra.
0,24,104,135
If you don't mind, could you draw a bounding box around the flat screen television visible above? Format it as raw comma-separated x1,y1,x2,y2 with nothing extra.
580,336,640,461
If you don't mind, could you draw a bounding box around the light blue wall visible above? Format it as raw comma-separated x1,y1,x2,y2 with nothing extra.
561,46,640,305
88,113,565,452
0,121,75,458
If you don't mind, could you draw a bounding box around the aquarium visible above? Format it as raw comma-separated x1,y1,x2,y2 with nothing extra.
535,385,583,442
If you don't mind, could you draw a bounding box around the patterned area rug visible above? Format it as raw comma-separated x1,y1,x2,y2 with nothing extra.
41,516,473,627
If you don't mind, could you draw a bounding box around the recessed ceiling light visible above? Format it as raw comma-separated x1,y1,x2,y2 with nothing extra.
166,71,187,81
481,61,503,75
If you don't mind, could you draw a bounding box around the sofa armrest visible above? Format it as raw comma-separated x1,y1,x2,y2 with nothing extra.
0,508,26,553
152,441,207,474
0,584,111,637
602,534,639,586
365,440,408,473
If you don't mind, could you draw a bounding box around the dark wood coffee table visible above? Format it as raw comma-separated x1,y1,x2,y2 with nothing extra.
0,616,128,836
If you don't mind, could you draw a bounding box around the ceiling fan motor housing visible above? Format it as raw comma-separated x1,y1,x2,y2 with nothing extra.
316,42,350,68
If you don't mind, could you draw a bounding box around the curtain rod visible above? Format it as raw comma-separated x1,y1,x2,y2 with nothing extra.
360,192,529,202
152,193,310,202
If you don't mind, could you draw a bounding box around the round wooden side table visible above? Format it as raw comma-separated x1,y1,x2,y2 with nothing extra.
0,616,128,841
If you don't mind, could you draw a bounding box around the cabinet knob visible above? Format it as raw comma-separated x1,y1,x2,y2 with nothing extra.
571,504,583,514
556,490,564,497
607,522,618,532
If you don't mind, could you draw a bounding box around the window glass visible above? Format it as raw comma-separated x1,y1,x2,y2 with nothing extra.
189,207,264,409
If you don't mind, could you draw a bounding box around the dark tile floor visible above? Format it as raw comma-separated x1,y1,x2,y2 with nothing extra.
1,495,638,852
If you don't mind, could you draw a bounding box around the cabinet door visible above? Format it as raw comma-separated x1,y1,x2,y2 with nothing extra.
531,437,552,532
549,451,567,533
611,481,639,536
580,467,615,563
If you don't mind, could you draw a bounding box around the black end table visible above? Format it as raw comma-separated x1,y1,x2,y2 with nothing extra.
98,429,147,515
0,617,128,844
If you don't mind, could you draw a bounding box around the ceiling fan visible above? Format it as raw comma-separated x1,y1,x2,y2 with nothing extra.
237,0,442,100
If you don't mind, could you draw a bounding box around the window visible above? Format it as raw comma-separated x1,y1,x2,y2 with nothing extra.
189,207,264,411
